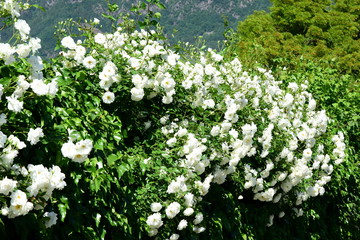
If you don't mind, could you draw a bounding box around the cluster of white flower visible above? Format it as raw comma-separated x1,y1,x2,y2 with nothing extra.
0,164,66,219
0,17,57,115
27,127,44,145
61,139,93,163
1,135,25,168
0,128,44,166
99,61,119,104
0,6,64,225
1,190,34,218
0,177,17,195
1,3,347,235
14,19,30,40
0,124,65,220
0,109,65,221
0,164,65,219
146,202,163,236
0,36,41,64
26,164,66,200
167,175,188,194
60,35,120,104
142,48,345,237
60,36,87,65
43,211,58,228
332,132,346,164
1,0,21,18
4,69,57,112
60,28,181,105
144,121,210,237
146,212,163,236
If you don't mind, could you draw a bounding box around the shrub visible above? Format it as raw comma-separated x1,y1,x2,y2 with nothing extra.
0,1,354,239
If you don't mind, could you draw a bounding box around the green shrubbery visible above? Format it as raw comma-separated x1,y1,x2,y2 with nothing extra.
0,0,358,239
230,0,360,74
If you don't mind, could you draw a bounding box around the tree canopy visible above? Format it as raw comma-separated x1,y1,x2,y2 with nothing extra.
231,0,360,73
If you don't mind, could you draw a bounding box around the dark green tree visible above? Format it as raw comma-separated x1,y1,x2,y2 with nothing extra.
230,0,360,73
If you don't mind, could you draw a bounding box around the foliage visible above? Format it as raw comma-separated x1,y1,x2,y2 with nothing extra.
230,0,360,74
0,1,358,240
270,61,360,239
227,1,360,235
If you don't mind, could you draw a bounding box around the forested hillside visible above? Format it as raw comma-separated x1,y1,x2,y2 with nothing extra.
159,0,271,48
3,0,271,57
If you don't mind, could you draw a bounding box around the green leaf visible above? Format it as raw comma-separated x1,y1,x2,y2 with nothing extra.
154,12,161,19
108,3,119,12
113,131,123,143
117,164,129,179
58,203,69,222
31,4,46,12
156,3,166,9
107,154,118,166
0,77,11,87
130,6,138,12
71,172,82,185
101,13,116,21
100,229,107,239
75,71,87,80
138,21,146,28
92,177,101,192
150,20,158,26
84,227,97,238
94,139,104,150
140,2,147,9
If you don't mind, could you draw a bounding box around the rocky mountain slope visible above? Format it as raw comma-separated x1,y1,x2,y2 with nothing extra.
15,0,272,56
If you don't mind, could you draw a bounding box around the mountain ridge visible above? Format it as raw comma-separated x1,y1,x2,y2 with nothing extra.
15,0,272,56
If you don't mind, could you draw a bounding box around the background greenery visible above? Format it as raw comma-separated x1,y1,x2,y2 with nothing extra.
229,0,360,74
0,0,359,239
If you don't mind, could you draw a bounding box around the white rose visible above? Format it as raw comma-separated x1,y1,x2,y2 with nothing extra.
150,202,162,212
102,91,115,104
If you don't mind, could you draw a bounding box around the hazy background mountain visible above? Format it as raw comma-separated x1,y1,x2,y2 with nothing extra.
158,0,271,47
2,0,272,56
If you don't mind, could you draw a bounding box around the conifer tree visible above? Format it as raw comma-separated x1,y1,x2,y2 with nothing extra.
232,0,360,73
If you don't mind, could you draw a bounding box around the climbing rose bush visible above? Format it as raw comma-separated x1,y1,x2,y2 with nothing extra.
0,0,66,227
0,0,346,238
56,18,345,238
